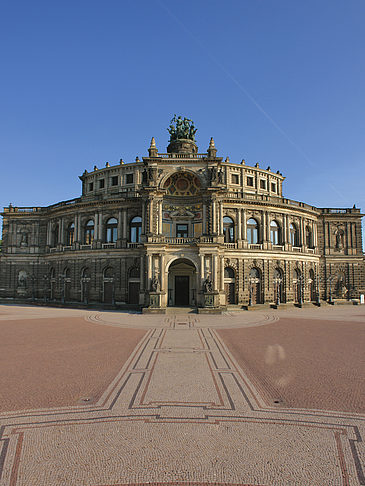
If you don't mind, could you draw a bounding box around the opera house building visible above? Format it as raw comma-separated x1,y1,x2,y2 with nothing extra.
1,118,364,312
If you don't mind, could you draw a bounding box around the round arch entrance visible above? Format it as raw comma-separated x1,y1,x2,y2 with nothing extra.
167,258,197,307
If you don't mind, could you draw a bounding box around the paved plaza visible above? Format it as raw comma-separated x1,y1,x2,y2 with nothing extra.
0,304,364,486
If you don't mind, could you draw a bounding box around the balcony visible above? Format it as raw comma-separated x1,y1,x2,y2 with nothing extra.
102,243,116,249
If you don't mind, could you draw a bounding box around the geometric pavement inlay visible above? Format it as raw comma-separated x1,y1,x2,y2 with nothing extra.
0,311,364,486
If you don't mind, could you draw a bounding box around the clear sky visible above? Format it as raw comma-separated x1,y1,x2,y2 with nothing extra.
1,0,364,239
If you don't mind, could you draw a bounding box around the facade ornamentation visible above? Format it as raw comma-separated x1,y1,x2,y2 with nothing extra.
0,119,364,312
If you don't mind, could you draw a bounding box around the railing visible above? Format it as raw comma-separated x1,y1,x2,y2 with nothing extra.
63,246,72,251
224,243,238,249
49,247,58,252
199,236,214,243
102,243,116,249
80,244,92,250
158,153,207,159
272,245,284,251
248,244,262,250
307,248,315,253
292,246,302,252
127,242,141,248
165,237,196,244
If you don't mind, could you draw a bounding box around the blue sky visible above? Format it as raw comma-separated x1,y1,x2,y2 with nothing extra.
1,0,364,239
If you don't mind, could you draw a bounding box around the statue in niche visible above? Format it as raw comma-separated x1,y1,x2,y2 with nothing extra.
335,230,344,249
203,276,213,293
151,275,160,292
18,271,27,288
20,231,28,247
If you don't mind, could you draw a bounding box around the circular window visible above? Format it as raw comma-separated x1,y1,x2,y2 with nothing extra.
176,178,189,191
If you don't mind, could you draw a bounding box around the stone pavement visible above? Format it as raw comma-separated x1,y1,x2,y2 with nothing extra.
0,305,364,485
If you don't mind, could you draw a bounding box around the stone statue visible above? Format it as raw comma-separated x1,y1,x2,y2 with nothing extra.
167,115,197,142
151,275,160,292
336,231,344,249
20,231,28,247
203,276,213,293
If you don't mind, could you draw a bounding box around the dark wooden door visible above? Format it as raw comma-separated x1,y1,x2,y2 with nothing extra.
252,283,261,304
175,276,189,306
225,282,235,304
129,282,140,304
104,282,113,303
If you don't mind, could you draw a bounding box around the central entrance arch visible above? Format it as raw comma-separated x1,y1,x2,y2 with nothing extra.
167,258,197,307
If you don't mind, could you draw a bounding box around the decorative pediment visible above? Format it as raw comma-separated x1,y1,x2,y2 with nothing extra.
170,208,195,219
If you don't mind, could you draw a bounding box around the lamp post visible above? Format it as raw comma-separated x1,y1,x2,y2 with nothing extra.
297,275,304,305
327,275,335,304
59,274,66,304
316,274,321,305
81,276,90,304
43,274,50,303
30,274,36,301
273,276,282,306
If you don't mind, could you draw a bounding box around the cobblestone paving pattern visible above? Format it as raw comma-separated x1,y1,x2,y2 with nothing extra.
0,304,364,485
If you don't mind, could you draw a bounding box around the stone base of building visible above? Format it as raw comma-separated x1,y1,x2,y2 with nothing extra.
142,307,166,314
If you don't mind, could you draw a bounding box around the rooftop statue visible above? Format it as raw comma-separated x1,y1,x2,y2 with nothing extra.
167,115,197,142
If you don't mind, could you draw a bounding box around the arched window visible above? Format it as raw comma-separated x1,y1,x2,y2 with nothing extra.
53,224,59,247
105,217,118,243
224,267,235,279
104,267,114,278
290,223,298,246
270,220,280,245
84,220,94,244
67,223,75,245
223,216,234,243
306,226,312,248
247,218,259,244
130,216,142,243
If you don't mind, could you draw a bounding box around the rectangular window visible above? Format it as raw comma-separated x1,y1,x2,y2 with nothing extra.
247,176,254,187
231,174,239,184
176,224,188,238
111,176,118,186
260,179,266,189
126,173,134,184
99,179,105,189
271,182,276,192
88,182,94,191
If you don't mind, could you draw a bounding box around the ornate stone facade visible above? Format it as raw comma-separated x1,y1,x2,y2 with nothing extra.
1,124,364,311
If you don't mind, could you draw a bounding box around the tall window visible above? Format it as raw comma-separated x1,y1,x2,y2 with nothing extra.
247,218,259,244
84,220,94,244
52,224,59,247
223,216,234,242
306,226,312,248
67,223,75,245
290,223,298,246
105,217,118,243
176,224,188,237
130,216,142,242
270,220,280,245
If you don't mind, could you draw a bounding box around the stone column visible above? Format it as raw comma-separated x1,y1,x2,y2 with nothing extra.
98,212,103,241
149,200,153,235
220,256,224,291
147,254,152,284
140,255,145,290
47,221,51,246
123,210,127,239
203,204,207,234
77,214,81,244
160,254,165,291
159,200,163,235
242,210,247,241
200,254,205,280
94,212,99,241
237,209,242,240
118,210,122,243
60,218,64,245
213,254,218,291
300,218,304,246
219,202,223,235
212,200,216,234
262,212,267,241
